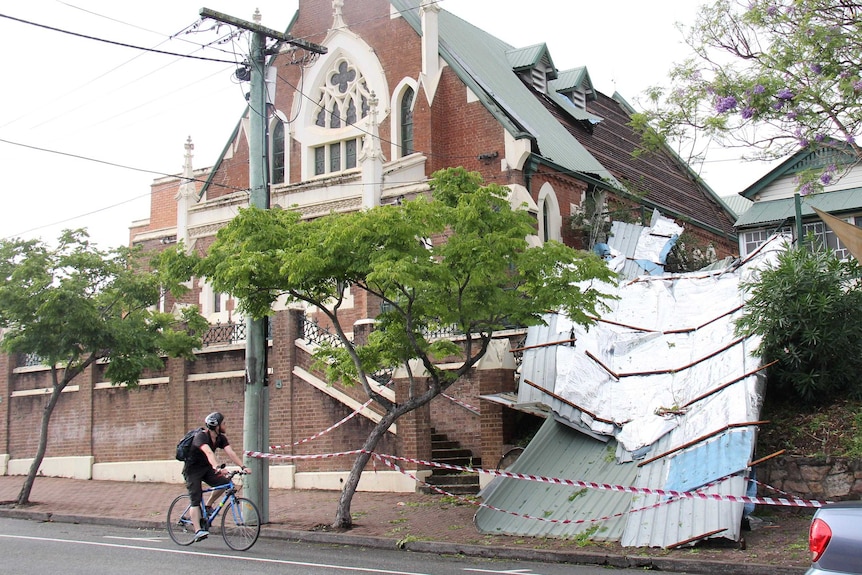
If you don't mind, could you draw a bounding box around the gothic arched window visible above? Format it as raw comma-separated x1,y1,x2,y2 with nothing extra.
400,87,414,157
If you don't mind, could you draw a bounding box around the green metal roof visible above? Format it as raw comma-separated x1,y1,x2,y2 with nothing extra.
391,0,619,187
741,144,858,200
734,187,862,228
506,43,558,79
550,67,595,100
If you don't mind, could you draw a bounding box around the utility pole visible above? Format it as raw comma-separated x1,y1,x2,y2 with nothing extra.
199,7,326,523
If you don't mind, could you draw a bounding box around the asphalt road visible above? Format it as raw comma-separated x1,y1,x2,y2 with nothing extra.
0,517,632,575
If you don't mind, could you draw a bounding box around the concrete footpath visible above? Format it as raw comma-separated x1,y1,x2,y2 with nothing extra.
0,475,807,575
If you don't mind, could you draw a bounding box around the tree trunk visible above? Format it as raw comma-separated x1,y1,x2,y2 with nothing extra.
16,382,65,505
332,410,399,529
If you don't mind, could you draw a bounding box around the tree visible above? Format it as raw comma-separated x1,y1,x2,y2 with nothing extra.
632,0,862,192
183,168,616,529
735,242,862,403
0,230,207,505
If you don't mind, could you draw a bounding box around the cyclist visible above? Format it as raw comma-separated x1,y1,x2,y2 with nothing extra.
183,411,251,542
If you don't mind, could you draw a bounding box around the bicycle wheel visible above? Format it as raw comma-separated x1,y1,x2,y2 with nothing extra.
220,496,261,551
166,494,198,546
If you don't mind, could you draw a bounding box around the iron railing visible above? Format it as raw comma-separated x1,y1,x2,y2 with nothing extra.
201,319,272,347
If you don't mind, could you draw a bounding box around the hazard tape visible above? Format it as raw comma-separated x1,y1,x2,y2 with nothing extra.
372,453,831,508
269,399,374,450
376,454,723,526
243,448,831,508
441,393,480,415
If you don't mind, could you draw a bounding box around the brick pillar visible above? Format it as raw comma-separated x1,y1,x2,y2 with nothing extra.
166,355,190,441
393,372,432,470
81,361,95,458
0,353,10,455
269,309,301,456
352,318,375,347
478,368,515,470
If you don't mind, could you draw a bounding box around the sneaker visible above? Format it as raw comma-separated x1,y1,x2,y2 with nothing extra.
193,529,209,542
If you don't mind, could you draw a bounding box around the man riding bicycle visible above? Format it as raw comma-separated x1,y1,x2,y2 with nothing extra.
183,411,251,542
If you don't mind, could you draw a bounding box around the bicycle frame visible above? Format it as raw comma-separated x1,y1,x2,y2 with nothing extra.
200,479,238,526
167,469,261,551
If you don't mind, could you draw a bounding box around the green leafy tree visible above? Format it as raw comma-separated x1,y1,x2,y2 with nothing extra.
735,243,862,403
632,0,862,192
184,168,616,529
0,230,207,505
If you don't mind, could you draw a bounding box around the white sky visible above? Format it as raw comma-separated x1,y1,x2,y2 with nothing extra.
0,0,774,249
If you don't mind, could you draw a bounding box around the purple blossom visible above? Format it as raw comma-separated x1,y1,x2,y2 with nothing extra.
820,173,832,185
741,107,756,119
786,110,798,120
854,80,862,92
810,63,822,75
777,88,794,100
766,5,778,16
714,95,738,114
848,135,856,145
799,182,813,196
815,133,825,142
799,139,810,148
753,84,766,94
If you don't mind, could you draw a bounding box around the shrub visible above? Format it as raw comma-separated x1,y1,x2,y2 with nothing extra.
736,245,862,404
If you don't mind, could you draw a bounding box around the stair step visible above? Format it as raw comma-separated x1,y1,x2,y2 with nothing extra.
425,430,480,495
432,447,473,459
419,483,479,495
425,474,480,486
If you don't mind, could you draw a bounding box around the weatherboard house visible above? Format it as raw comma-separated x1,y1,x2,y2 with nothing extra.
1,0,749,547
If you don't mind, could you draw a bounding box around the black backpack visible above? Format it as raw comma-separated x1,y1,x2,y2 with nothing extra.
175,427,205,462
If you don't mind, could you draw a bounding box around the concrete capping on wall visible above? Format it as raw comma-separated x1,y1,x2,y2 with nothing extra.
293,366,396,433
0,454,8,476
293,469,430,492
93,377,169,390
187,368,272,383
10,385,80,398
7,456,94,480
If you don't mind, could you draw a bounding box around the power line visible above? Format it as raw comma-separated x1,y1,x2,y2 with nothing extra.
0,12,241,64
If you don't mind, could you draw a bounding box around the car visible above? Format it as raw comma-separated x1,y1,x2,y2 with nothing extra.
806,501,862,575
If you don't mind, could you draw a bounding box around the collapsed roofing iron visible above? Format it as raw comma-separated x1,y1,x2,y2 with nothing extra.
476,222,789,548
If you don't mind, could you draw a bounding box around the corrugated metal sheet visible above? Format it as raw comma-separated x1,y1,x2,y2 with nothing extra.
481,235,786,548
475,417,637,541
391,0,617,184
505,43,553,72
735,186,862,227
551,67,588,93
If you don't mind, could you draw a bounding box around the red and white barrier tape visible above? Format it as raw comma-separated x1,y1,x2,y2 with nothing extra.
246,447,829,508
376,454,726,526
269,399,374,450
441,393,480,415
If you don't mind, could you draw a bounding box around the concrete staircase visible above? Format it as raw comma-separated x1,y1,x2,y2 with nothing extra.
420,429,481,495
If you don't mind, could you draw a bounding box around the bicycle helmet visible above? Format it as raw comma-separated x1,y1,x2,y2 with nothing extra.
205,411,224,430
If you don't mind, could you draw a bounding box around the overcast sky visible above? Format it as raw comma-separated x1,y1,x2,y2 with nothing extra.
0,0,772,249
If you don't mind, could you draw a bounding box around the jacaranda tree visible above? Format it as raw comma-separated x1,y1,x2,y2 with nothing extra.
632,0,862,192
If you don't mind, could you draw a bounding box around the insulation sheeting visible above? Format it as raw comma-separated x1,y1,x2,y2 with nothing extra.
482,233,788,547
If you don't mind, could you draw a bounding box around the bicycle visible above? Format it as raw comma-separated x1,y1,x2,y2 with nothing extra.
167,468,261,551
